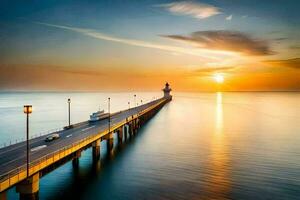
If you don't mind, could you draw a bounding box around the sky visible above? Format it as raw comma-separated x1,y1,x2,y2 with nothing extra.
0,0,299,91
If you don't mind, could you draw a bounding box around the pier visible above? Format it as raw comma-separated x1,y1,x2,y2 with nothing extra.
0,83,172,200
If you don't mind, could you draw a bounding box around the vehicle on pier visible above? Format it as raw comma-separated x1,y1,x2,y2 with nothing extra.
89,109,110,122
45,133,60,142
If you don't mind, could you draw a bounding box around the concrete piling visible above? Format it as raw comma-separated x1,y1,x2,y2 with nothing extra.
72,150,81,167
92,139,101,161
129,123,134,137
117,127,123,144
124,125,128,140
16,173,39,200
0,191,7,200
107,133,114,152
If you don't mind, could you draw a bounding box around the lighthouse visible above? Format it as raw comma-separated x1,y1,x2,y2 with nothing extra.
162,82,172,99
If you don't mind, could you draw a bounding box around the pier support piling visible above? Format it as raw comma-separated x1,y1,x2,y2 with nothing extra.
124,125,128,141
137,118,141,129
92,139,101,161
129,123,134,137
117,127,123,144
133,119,138,134
107,133,114,152
16,173,39,200
0,191,7,200
132,120,135,134
72,150,81,167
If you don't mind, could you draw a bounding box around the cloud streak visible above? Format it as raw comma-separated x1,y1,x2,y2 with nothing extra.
289,45,300,50
194,66,236,73
162,30,274,56
264,58,300,69
35,22,233,60
158,1,221,19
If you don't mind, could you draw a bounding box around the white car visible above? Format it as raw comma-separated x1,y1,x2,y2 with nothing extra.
45,133,60,142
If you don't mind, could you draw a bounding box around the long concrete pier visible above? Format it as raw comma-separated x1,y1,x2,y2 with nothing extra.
0,87,172,200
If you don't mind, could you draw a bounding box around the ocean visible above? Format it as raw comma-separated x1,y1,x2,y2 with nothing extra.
0,92,299,199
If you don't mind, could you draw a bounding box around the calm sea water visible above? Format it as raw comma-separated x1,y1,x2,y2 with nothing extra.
1,92,300,200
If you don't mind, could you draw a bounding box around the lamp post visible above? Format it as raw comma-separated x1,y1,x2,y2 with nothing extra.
128,102,130,109
24,105,32,177
108,97,111,133
141,100,143,105
134,94,136,107
67,98,71,127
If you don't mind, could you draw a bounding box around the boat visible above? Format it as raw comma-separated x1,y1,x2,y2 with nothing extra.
89,109,110,122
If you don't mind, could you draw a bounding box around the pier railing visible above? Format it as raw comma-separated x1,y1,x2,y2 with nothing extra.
0,110,128,149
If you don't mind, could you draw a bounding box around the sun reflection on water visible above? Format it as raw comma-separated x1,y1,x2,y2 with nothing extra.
202,92,232,199
216,92,223,134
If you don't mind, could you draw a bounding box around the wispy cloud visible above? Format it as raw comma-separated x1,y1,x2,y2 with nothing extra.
162,30,274,56
194,66,236,73
58,68,106,76
226,14,233,20
289,45,300,50
274,37,288,41
35,22,233,60
264,58,300,69
158,1,221,19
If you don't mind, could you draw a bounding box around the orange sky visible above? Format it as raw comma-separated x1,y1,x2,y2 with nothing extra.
1,62,299,92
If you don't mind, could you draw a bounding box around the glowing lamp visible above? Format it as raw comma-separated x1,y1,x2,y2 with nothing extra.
23,105,32,114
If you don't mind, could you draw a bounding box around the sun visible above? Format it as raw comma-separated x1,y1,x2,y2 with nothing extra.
213,73,224,83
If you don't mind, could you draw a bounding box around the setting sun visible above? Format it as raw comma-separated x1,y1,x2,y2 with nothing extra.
213,74,224,83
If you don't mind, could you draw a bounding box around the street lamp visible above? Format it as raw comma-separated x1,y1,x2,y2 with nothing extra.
140,100,143,105
134,94,137,107
128,102,130,109
67,98,71,127
23,105,32,177
108,97,111,133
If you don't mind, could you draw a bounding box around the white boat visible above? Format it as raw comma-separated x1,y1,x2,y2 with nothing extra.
89,110,110,122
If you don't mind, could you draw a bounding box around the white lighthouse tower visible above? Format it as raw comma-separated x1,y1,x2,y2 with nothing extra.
162,82,172,99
